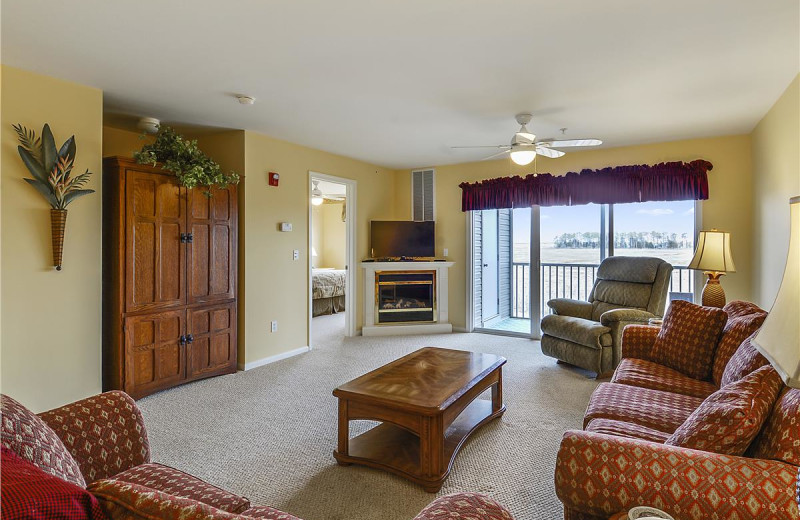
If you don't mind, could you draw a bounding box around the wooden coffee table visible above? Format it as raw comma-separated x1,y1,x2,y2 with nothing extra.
332,347,506,492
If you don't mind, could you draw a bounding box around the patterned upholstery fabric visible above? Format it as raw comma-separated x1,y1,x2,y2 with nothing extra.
711,301,767,386
1,394,86,488
585,418,670,443
1,446,107,520
39,390,150,483
665,365,784,455
412,493,513,520
611,358,717,398
89,479,299,520
650,300,727,380
619,324,660,360
112,463,250,513
555,430,800,520
749,388,800,466
583,382,702,433
720,332,770,387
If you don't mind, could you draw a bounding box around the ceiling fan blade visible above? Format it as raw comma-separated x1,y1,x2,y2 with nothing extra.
483,149,511,160
539,138,602,148
516,131,536,141
451,145,510,149
535,146,566,158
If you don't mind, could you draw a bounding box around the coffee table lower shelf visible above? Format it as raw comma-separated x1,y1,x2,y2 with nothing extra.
333,398,504,492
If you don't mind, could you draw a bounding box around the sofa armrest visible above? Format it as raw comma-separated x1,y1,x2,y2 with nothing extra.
413,493,513,519
555,430,800,520
548,298,593,319
620,324,660,360
39,390,150,483
599,308,654,326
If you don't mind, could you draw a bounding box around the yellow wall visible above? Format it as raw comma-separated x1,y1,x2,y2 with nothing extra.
1,66,103,412
242,131,396,363
102,125,153,157
751,74,800,309
319,203,347,269
395,135,754,330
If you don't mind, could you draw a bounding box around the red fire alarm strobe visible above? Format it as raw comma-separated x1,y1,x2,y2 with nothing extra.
268,172,279,186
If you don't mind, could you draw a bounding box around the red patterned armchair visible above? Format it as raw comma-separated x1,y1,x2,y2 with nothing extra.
1,390,512,520
554,301,800,520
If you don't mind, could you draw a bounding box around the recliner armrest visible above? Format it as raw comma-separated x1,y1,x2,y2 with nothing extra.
555,430,800,520
599,308,654,325
39,390,150,483
547,298,592,319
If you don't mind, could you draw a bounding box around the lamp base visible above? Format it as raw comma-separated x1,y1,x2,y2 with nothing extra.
701,272,726,308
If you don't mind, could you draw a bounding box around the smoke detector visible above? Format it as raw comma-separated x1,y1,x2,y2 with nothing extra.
236,95,255,105
137,117,160,134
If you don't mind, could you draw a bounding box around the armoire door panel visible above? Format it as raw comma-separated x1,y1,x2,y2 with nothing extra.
187,186,236,304
125,169,187,313
124,310,186,397
188,303,237,378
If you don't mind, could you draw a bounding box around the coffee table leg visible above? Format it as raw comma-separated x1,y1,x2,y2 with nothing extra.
337,399,351,465
491,369,503,413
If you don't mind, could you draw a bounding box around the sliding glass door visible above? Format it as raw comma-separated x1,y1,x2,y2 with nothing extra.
471,200,695,338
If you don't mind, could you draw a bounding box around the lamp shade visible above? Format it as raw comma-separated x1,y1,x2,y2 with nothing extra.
688,230,736,273
752,196,800,388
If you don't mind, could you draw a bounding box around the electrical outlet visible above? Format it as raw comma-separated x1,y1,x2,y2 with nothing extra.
293,249,299,260
443,248,448,257
270,321,278,332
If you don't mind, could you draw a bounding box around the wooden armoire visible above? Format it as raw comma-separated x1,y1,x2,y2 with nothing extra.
102,157,238,399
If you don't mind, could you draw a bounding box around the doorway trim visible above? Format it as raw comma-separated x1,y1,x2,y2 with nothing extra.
308,171,358,347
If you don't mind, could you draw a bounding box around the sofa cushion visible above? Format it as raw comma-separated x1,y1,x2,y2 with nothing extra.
112,463,250,513
711,301,767,386
242,506,302,519
583,382,703,433
89,479,298,520
665,365,784,455
585,418,670,443
0,447,106,520
540,314,612,349
0,394,86,488
611,358,718,399
650,300,728,380
412,493,513,520
748,388,800,466
721,332,771,387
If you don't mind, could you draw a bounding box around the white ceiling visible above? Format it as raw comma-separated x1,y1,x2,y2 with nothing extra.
2,1,798,169
315,180,346,198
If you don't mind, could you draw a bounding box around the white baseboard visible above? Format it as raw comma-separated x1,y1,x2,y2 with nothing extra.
238,346,310,371
452,326,469,333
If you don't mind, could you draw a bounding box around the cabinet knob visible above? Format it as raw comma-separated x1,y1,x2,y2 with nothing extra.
186,334,194,344
179,335,187,345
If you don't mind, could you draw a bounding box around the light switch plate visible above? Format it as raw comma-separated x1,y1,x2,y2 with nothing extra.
279,222,292,232
443,248,448,257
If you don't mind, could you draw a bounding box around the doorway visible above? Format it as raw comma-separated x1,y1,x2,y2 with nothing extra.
308,172,357,348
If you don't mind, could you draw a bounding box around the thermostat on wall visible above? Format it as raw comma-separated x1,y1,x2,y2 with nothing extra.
279,222,292,232
268,172,280,186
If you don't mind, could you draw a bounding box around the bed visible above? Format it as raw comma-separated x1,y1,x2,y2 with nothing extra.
312,268,346,317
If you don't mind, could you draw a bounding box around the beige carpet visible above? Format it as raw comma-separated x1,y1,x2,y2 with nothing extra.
138,313,600,520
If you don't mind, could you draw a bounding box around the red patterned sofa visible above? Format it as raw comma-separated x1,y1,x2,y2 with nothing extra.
1,390,512,520
554,301,800,520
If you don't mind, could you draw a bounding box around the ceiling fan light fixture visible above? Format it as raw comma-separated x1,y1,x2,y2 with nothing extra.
510,149,536,166
311,180,324,206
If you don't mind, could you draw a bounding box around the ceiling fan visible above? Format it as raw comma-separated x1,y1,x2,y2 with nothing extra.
452,113,602,165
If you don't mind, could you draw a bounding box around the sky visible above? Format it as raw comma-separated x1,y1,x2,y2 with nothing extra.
511,200,696,244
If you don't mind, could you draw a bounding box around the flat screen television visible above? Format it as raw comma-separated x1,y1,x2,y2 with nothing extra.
370,221,435,259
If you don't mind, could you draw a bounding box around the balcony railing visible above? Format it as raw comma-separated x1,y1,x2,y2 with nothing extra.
511,262,694,319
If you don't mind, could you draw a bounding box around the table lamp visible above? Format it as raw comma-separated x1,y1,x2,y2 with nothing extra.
688,229,736,307
752,196,800,388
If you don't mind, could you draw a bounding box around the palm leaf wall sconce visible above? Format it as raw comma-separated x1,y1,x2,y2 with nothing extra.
13,123,95,270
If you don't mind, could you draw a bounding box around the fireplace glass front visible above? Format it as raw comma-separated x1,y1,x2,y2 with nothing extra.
376,271,436,324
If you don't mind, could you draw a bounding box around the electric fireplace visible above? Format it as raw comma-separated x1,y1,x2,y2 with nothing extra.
376,271,436,323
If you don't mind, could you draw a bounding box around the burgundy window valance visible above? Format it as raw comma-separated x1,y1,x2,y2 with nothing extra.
459,160,712,211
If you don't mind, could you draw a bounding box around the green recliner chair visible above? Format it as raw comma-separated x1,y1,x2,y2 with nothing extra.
540,256,673,378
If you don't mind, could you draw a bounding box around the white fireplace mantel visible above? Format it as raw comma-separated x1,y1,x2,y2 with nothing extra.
361,261,454,336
